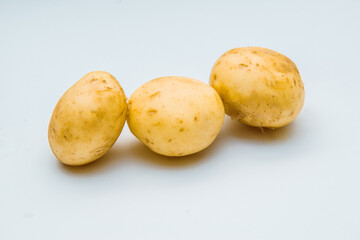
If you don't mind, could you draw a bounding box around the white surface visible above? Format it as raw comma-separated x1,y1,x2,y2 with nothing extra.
1,0,360,239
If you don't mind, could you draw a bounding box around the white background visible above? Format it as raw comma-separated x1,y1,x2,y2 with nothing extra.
1,0,360,239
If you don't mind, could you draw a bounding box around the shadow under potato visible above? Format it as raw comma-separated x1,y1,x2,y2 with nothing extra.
58,117,296,174
127,136,223,169
59,137,221,174
222,117,296,143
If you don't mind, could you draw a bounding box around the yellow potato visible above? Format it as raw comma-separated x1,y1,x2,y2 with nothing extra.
128,76,225,157
48,71,127,166
210,47,305,128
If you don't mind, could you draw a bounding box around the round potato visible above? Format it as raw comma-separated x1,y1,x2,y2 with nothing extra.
128,76,225,157
48,71,127,166
210,47,305,128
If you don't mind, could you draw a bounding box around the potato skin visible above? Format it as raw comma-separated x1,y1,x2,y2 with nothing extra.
210,47,305,128
48,71,127,166
127,76,225,157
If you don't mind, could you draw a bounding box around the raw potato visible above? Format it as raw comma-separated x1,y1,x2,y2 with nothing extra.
48,71,127,166
210,47,305,128
127,76,225,157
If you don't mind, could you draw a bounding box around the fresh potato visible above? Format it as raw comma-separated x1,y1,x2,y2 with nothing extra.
127,76,225,157
210,47,305,128
48,71,127,166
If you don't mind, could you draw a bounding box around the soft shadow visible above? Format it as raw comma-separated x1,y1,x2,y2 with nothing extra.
128,135,224,169
222,117,296,143
57,117,296,174
59,143,127,175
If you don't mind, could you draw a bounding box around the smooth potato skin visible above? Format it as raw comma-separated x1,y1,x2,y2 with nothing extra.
48,71,127,166
210,47,305,128
128,77,225,157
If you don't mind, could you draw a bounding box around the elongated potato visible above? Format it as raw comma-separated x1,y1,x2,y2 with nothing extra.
128,76,225,157
48,71,127,166
210,47,305,128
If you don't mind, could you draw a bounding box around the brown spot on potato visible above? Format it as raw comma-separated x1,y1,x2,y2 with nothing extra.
168,139,172,142
179,128,184,132
147,109,158,115
97,87,112,92
120,108,126,116
92,147,107,156
256,63,260,67
239,63,248,68
213,74,217,80
293,79,297,87
149,91,160,98
194,116,198,121
95,110,105,120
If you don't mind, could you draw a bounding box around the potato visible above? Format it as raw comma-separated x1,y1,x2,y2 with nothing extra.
48,71,127,166
127,76,225,157
210,47,305,128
